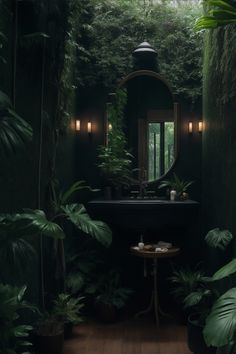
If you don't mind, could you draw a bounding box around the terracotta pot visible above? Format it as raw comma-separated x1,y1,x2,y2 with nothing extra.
187,314,216,354
34,331,64,354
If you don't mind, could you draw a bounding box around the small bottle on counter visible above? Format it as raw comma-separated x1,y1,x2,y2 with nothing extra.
170,189,177,201
138,235,144,250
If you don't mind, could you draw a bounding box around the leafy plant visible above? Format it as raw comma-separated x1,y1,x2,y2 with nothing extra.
195,0,236,30
98,89,133,188
158,173,194,198
171,228,236,352
95,269,132,309
171,228,236,326
52,293,84,325
0,284,34,354
0,91,32,157
205,228,233,250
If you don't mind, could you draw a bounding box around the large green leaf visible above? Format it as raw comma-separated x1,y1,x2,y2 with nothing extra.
212,259,236,281
62,204,112,247
21,209,65,240
205,228,233,250
204,288,236,347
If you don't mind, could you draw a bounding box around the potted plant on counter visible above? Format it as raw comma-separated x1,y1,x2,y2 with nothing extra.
159,173,194,200
170,228,235,354
94,269,132,323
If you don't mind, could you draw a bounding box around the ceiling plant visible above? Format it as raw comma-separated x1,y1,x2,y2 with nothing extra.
195,0,236,30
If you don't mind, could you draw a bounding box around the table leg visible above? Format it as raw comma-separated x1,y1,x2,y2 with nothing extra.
153,258,159,326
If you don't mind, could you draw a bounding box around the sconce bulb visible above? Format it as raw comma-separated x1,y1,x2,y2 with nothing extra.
75,120,81,131
188,121,193,134
87,121,92,134
198,120,203,133
108,123,112,132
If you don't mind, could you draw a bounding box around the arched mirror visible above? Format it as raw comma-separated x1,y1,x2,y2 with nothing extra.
117,70,179,183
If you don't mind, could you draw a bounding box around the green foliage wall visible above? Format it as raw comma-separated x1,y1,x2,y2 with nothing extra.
202,25,236,254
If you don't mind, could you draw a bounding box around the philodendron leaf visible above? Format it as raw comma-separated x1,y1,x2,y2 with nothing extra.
203,288,236,347
205,228,233,250
21,209,65,239
212,259,236,281
62,204,112,247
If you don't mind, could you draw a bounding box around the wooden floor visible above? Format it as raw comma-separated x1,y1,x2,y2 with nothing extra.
63,318,191,354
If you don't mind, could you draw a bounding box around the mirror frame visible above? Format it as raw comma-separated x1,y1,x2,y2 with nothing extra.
106,70,180,184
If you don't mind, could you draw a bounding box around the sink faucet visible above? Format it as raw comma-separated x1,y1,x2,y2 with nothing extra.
139,169,148,198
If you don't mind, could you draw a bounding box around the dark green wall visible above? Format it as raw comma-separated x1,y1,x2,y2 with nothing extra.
202,25,236,258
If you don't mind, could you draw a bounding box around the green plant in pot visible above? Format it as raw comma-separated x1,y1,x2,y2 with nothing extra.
171,228,235,354
94,269,132,323
0,283,34,354
159,173,194,200
52,293,84,339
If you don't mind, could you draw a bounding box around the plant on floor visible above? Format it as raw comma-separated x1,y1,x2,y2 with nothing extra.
94,269,132,322
158,173,194,199
171,228,236,354
52,293,84,325
195,0,236,30
0,284,34,354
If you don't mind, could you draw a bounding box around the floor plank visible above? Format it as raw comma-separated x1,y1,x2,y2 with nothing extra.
63,318,191,354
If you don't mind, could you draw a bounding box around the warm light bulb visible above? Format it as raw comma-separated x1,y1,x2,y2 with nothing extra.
108,123,112,131
188,121,193,133
198,120,203,133
87,121,92,133
75,120,81,131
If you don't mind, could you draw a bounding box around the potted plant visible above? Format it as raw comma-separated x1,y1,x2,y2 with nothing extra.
170,228,235,354
34,313,64,354
94,269,132,323
52,293,84,339
0,283,34,354
159,173,194,200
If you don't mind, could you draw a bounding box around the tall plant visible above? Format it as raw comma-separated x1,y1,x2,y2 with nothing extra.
98,89,133,188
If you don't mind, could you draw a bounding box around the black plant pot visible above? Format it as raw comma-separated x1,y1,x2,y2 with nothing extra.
187,314,216,354
94,301,117,323
34,331,64,354
64,322,73,339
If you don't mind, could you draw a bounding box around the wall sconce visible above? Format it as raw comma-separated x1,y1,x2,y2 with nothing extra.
87,121,92,134
198,120,203,133
75,119,81,131
108,123,112,132
188,121,193,134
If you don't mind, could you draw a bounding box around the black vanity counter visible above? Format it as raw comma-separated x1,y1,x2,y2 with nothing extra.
87,198,200,231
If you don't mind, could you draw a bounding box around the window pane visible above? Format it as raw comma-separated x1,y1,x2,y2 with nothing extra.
164,122,175,173
148,123,160,181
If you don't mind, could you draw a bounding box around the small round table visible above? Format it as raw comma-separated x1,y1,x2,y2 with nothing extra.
130,245,180,325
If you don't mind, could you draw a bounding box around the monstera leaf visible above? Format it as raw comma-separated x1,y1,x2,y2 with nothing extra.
205,228,233,250
21,209,65,240
62,203,112,247
0,91,32,156
204,288,236,347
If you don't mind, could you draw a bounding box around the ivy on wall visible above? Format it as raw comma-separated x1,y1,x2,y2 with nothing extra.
75,0,203,103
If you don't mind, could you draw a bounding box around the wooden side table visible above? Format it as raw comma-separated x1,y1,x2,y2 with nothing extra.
130,245,180,325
